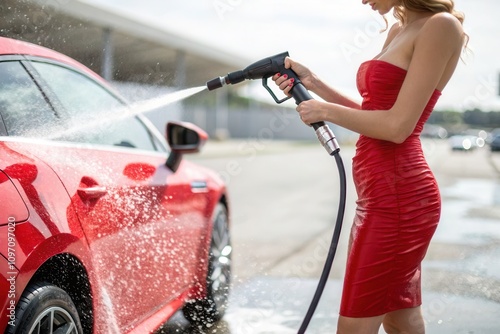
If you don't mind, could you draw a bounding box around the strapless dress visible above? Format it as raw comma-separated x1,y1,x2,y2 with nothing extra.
340,60,441,317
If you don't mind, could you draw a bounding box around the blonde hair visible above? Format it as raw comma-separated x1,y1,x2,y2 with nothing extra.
393,0,468,47
393,0,464,25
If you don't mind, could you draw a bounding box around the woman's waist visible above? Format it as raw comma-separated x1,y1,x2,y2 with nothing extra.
354,135,422,156
352,145,437,201
353,135,427,171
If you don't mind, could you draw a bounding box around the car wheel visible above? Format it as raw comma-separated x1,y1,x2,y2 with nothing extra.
183,203,231,328
5,282,83,334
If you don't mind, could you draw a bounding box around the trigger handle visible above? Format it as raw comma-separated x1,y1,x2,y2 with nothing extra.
262,77,292,104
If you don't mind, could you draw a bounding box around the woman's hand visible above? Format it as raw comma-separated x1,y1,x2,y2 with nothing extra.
271,57,328,126
271,57,315,96
296,100,328,126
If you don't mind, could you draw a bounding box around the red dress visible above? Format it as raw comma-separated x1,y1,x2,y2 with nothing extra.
339,60,441,317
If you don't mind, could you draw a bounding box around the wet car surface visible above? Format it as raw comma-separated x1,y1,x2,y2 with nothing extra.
0,37,231,333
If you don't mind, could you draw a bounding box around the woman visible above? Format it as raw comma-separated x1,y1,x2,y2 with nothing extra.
273,0,467,333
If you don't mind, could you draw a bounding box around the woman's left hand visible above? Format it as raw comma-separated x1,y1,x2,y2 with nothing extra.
296,100,327,126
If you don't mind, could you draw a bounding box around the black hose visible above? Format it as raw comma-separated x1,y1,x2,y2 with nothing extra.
297,151,347,334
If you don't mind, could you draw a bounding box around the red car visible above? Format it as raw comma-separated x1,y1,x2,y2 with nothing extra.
0,37,231,333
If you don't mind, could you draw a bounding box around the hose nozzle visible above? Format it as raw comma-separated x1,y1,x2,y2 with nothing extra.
206,76,226,91
207,69,247,91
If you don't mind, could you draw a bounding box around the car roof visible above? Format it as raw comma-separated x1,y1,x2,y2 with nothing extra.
0,36,106,84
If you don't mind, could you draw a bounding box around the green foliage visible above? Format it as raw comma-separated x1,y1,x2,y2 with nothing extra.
430,109,500,131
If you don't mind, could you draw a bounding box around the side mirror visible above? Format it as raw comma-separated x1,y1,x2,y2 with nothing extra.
166,121,208,172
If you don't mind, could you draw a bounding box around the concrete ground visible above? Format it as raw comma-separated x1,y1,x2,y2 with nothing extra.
160,138,500,333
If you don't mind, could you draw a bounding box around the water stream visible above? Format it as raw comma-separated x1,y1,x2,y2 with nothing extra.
47,85,207,140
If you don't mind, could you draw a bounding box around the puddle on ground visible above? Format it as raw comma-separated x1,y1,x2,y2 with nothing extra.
436,178,500,246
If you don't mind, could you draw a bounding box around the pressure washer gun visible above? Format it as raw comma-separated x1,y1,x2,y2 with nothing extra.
206,51,340,156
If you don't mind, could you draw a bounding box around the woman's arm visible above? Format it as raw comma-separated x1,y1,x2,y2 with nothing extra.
310,78,361,109
297,13,464,144
273,58,361,108
275,23,402,110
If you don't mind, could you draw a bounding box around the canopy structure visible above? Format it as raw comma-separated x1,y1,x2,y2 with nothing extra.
0,0,248,88
0,0,321,141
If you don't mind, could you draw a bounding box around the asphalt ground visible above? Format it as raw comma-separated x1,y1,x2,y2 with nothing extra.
159,138,500,334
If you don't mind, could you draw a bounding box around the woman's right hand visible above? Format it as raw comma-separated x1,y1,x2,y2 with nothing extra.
272,57,315,96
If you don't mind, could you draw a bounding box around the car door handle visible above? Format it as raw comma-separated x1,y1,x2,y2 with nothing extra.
77,186,107,200
191,180,208,193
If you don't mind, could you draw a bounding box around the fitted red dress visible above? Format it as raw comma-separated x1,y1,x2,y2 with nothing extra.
339,60,442,317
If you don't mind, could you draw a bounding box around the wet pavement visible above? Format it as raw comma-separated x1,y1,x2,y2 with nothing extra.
161,277,500,334
163,139,500,333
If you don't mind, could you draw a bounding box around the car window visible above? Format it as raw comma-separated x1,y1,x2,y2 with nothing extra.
0,61,58,137
30,61,157,151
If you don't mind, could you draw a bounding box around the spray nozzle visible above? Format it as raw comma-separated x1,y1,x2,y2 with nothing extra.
206,76,226,91
207,69,249,90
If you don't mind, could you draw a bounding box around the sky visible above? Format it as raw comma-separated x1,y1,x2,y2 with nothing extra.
85,0,500,112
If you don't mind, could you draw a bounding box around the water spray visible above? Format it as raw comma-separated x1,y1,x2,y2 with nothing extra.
206,51,346,333
45,86,207,140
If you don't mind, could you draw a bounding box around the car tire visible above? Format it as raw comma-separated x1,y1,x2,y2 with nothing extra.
5,282,83,334
182,203,231,328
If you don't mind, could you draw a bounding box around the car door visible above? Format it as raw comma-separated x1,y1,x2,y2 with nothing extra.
0,58,73,266
26,141,208,330
3,58,209,330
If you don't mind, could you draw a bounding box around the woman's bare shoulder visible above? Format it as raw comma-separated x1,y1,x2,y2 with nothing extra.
423,12,463,36
417,12,464,49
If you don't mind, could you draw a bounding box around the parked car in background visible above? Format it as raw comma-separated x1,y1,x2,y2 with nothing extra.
0,37,231,333
421,124,448,139
449,134,485,151
490,135,500,152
